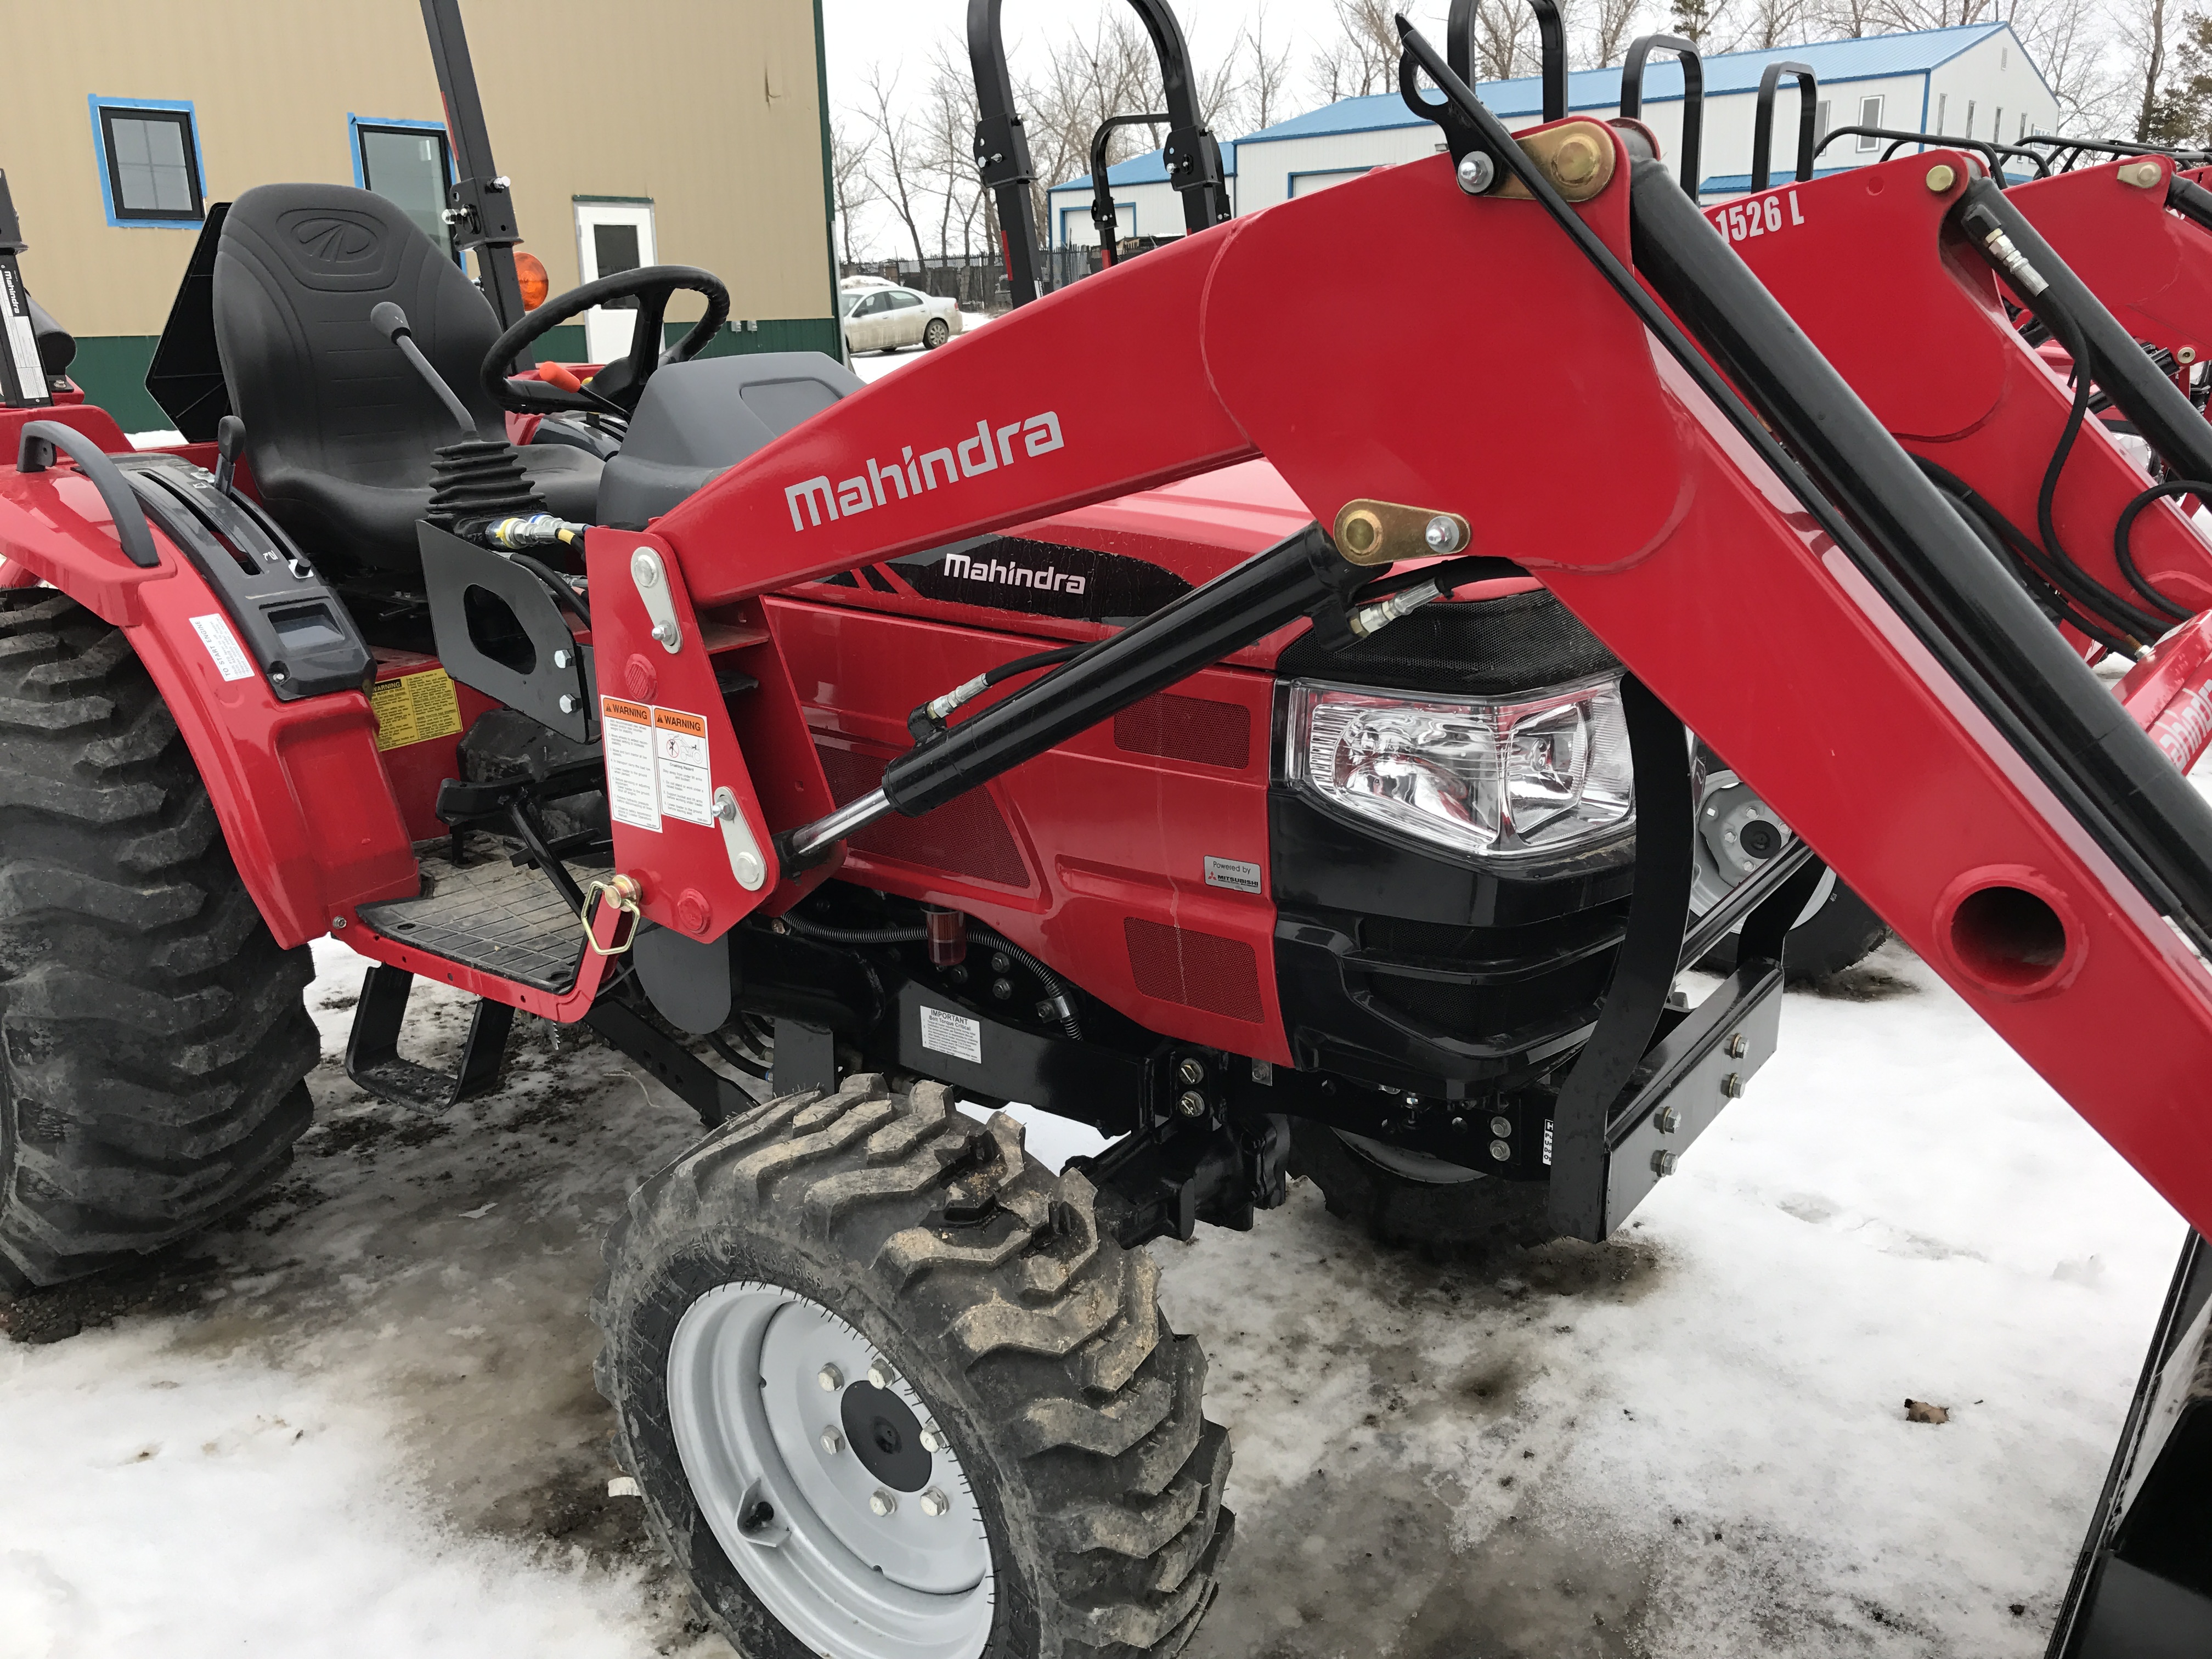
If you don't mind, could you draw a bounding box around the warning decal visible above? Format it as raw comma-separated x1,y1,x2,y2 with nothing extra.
189,614,255,683
652,706,714,826
370,668,464,751
601,697,661,831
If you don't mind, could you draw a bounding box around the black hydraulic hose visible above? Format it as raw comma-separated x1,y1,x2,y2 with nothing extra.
970,926,1084,1040
2115,481,2212,623
2030,309,2171,642
511,552,592,627
1353,554,1526,602
984,641,1085,687
1915,459,2142,655
774,911,929,945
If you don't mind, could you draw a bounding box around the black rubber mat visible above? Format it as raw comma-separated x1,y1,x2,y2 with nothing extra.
359,846,588,994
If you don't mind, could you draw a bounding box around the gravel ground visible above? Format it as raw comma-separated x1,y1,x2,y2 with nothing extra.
0,927,2182,1659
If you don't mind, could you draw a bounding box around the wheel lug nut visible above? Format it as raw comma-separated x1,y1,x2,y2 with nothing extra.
821,1427,844,1455
920,1488,950,1516
919,1428,940,1453
817,1364,843,1391
868,1359,895,1390
870,1489,897,1516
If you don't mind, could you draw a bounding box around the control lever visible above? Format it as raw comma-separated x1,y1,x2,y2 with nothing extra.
369,302,483,436
212,415,244,499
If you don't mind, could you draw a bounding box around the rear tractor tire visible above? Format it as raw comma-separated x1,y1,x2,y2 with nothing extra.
1290,1117,1554,1255
594,1076,1232,1659
0,592,318,1291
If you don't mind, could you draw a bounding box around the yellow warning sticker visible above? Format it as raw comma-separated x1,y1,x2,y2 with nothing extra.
370,669,464,752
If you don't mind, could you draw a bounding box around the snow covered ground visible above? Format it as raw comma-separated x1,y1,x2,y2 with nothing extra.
0,928,2183,1659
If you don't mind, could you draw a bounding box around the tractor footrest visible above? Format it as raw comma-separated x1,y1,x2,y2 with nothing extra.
358,840,596,994
345,962,515,1113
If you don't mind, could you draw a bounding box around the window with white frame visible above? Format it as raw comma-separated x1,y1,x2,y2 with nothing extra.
1855,95,1883,150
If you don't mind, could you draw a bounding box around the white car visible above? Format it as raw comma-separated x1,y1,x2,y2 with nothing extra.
839,283,962,354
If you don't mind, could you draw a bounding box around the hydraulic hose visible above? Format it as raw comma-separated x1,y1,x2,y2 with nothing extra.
2115,481,2212,623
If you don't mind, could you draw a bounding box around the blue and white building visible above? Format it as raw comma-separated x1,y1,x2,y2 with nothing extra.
1046,21,2057,242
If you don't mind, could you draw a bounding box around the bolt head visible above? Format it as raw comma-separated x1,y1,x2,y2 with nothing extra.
821,1427,844,1455
869,1489,897,1517
1488,1115,1513,1139
557,694,578,714
1455,151,1497,195
991,977,1014,1000
650,620,679,645
817,1364,843,1392
1722,1072,1745,1098
1489,1138,1511,1161
714,789,740,823
552,648,572,669
2120,160,2162,188
1657,1105,1683,1133
1177,1057,1206,1086
1725,1031,1747,1058
1926,163,1957,193
868,1359,895,1390
1652,1149,1679,1177
630,549,662,586
2182,346,2200,365
919,1427,941,1453
920,1488,950,1517
1424,515,1465,553
1176,1090,1209,1119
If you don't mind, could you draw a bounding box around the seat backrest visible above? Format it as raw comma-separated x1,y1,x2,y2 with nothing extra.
212,184,504,545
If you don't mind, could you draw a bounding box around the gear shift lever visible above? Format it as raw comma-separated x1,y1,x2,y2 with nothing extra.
369,302,482,436
211,415,244,499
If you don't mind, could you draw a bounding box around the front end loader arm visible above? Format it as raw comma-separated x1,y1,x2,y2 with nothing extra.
623,90,2212,1236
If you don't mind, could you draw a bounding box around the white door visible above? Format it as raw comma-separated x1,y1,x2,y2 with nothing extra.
573,200,656,364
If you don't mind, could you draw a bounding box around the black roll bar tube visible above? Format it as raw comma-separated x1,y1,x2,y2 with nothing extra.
2021,133,2212,173
1394,19,2212,956
1618,34,1703,198
419,0,526,334
969,0,1228,307
1448,0,1567,123
1750,61,1816,190
1089,112,1170,266
1811,125,2033,181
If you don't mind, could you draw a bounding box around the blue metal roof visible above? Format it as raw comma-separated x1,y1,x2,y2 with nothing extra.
1052,143,1238,195
1234,22,2011,145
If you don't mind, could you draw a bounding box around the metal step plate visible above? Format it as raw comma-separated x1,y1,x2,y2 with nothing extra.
359,844,590,994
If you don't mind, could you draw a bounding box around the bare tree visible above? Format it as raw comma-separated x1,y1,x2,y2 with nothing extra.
1310,0,1402,102
1723,0,1812,50
1230,12,1299,133
1019,12,1165,233
1583,0,1645,67
918,45,983,263
829,121,875,269
859,65,932,268
2129,0,2176,140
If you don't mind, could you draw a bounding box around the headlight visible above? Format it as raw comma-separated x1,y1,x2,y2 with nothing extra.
1286,675,1634,864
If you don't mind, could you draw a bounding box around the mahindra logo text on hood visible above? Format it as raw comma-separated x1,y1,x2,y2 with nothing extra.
785,411,1063,532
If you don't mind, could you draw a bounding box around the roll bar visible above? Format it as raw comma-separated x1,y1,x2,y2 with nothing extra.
1447,0,1567,123
1750,61,1816,191
1618,35,1703,198
1090,112,1170,266
1811,126,2047,182
968,0,1228,307
2021,133,2212,173
419,0,526,334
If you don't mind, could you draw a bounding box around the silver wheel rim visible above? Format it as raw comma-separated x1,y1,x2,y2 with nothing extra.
667,1280,995,1659
1335,1129,1484,1185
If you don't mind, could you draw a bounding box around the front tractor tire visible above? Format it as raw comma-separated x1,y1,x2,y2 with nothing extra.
0,592,318,1291
594,1076,1232,1659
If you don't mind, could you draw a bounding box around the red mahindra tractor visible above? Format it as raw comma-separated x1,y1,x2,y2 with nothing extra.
10,2,2212,1654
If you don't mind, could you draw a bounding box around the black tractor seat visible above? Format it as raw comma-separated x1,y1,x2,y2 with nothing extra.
213,183,600,591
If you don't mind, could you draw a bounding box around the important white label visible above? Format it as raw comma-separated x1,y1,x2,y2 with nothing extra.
601,697,662,831
919,1005,983,1064
652,706,714,826
189,613,254,682
1,268,46,403
1204,855,1262,894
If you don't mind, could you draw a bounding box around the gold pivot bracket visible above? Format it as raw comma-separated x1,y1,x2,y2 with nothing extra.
1331,500,1473,567
1494,121,1617,205
581,873,645,956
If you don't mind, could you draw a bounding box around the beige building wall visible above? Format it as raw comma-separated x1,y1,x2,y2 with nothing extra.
1,0,836,417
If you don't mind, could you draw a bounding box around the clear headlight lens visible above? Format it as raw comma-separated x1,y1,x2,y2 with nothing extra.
1286,676,1634,864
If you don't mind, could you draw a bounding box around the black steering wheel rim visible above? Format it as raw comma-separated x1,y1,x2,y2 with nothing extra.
483,264,731,416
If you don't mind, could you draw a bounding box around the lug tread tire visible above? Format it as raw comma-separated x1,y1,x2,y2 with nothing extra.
0,593,315,1290
594,1075,1231,1659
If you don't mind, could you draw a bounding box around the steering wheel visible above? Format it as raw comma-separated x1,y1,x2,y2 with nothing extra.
483,264,730,417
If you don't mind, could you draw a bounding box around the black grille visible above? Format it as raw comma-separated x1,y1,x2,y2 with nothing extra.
1277,588,1619,696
